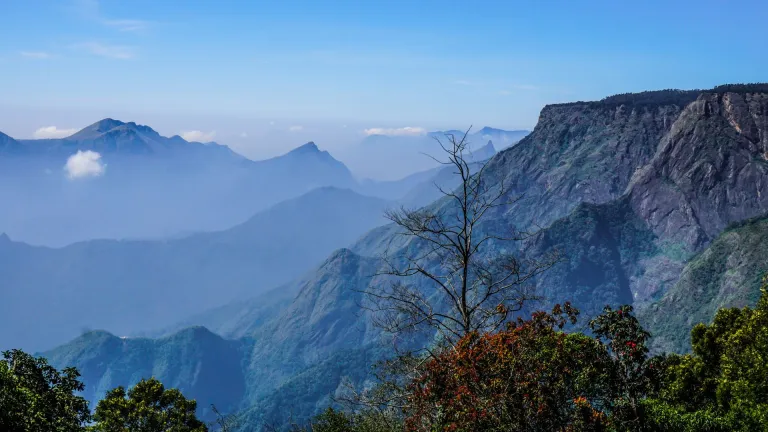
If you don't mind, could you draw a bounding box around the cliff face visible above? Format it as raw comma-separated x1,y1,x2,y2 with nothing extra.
480,100,683,232
526,89,768,313
628,92,768,249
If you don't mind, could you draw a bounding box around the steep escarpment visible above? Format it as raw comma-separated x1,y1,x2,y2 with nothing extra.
524,89,768,316
628,91,768,249
477,97,683,232
527,198,659,319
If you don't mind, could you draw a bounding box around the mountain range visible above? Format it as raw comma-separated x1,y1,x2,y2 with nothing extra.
0,120,519,247
0,119,356,246
339,127,528,181
0,186,390,352
36,84,768,429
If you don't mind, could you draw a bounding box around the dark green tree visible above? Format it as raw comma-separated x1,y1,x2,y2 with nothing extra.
0,349,91,432
643,282,768,431
91,377,207,432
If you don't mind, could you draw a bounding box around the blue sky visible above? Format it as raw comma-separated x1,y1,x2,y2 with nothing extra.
1,0,766,158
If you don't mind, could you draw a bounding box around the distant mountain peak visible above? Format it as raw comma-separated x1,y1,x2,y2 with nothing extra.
287,142,322,156
67,118,126,140
96,118,125,129
477,126,501,134
0,131,22,153
67,118,162,141
480,140,495,151
0,232,10,243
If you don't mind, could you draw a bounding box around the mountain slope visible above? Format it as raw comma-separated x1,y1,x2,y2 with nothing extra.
641,215,768,353
0,187,390,352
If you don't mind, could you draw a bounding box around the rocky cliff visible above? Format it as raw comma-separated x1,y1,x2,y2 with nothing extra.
628,90,768,249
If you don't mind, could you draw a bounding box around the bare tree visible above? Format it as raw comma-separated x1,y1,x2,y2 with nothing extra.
361,127,559,348
208,404,242,432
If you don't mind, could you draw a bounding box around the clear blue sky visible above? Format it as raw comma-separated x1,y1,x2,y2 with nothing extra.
1,0,766,158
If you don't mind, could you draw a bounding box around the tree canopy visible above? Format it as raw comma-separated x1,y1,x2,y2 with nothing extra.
0,349,91,432
91,377,208,432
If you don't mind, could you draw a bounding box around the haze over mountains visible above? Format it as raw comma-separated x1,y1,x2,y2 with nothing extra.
0,119,354,246
0,120,517,351
29,84,768,429
338,127,528,180
0,119,517,247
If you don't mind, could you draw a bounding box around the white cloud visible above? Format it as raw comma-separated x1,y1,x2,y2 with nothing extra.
75,42,136,59
21,51,53,59
180,130,216,142
33,126,78,139
76,0,150,33
103,19,149,32
65,150,106,179
288,125,304,132
363,127,426,137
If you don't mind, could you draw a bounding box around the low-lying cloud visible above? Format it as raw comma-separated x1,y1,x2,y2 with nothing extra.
65,150,106,179
363,126,426,137
289,125,304,132
33,126,78,139
180,130,216,142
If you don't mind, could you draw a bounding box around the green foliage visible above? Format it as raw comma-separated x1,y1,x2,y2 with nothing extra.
290,408,401,432
91,377,207,432
643,284,768,431
644,216,768,353
0,349,91,432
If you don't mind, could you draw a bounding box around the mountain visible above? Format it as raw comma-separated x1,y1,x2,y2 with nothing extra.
467,140,496,161
0,120,357,246
355,141,497,206
355,166,443,201
41,327,245,421
340,127,528,181
44,85,768,429
473,126,530,149
640,214,768,353
0,187,390,352
13,118,240,159
0,131,22,153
